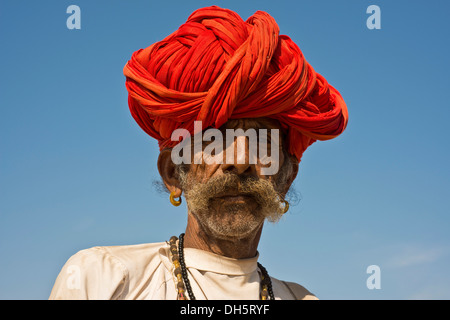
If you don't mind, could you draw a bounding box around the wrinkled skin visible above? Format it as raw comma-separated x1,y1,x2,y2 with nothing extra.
158,118,298,259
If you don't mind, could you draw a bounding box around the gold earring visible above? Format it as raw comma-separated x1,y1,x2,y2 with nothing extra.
281,199,289,214
170,191,182,207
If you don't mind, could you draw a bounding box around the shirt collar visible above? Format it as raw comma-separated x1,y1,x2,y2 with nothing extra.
159,241,259,276
183,247,259,275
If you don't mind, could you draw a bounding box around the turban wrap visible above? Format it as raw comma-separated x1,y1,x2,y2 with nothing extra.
124,6,348,162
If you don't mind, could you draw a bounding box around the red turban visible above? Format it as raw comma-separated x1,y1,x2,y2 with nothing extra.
124,6,348,162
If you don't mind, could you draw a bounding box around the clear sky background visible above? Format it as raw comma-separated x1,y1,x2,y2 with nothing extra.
1,0,449,300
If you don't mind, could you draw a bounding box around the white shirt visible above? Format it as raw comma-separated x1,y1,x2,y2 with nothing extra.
49,241,317,300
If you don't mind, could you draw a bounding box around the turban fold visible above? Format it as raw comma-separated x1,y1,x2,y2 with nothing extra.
124,6,348,162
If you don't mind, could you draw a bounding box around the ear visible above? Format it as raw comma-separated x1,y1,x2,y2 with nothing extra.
157,149,183,198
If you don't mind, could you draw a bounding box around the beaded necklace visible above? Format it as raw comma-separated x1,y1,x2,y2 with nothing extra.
169,233,275,300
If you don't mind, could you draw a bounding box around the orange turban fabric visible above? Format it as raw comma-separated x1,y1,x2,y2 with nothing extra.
124,6,348,162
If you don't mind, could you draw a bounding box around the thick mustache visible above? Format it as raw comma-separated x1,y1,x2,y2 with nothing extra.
183,171,285,223
203,174,268,201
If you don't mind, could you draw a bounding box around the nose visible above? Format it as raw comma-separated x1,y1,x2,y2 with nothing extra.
220,137,256,175
221,161,255,175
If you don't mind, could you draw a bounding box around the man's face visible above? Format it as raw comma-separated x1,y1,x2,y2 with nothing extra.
176,118,297,240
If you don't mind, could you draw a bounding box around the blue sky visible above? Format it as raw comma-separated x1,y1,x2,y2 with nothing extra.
1,0,449,299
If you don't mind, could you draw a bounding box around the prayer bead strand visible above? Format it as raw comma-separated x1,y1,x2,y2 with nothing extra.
178,233,195,300
169,234,275,300
169,236,187,300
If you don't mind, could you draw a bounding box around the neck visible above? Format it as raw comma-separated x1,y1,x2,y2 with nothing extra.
183,212,263,259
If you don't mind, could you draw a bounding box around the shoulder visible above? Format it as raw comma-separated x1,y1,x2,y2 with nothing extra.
271,277,319,300
49,242,168,300
96,242,167,270
68,242,167,275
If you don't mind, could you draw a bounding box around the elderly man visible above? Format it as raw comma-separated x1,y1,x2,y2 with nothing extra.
49,6,347,300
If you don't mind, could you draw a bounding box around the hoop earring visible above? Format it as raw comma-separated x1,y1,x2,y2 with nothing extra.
170,191,182,207
281,199,289,214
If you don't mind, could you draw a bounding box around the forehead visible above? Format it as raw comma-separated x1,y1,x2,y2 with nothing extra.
220,118,283,131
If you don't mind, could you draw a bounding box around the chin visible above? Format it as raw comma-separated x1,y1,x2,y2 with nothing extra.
193,206,265,240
